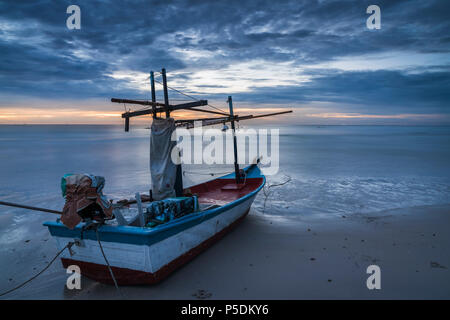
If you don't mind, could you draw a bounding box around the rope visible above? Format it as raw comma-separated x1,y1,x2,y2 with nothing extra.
207,103,229,115
95,226,122,296
0,242,75,297
262,175,292,214
183,170,233,177
0,225,122,298
153,79,229,115
242,171,247,185
154,79,199,101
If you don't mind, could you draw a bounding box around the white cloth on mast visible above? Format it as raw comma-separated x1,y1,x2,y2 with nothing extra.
150,118,177,200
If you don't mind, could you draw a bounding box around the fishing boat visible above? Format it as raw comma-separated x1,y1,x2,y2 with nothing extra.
0,68,291,286
44,164,265,285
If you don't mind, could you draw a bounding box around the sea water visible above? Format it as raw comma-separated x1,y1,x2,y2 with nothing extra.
0,124,449,221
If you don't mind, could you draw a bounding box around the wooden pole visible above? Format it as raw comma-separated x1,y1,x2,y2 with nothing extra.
174,160,183,197
111,98,165,107
228,96,241,184
162,68,170,118
125,116,130,132
149,71,156,197
150,71,156,118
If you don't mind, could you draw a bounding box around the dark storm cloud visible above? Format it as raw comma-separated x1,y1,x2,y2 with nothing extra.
232,68,450,113
0,0,449,114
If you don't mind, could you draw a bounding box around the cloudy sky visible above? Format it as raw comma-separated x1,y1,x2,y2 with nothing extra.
0,0,449,124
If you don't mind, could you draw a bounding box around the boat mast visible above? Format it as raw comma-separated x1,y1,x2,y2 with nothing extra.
158,68,182,196
160,68,184,197
227,96,242,184
150,71,156,118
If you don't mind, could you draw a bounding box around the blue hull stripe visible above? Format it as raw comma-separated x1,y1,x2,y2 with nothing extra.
43,165,265,246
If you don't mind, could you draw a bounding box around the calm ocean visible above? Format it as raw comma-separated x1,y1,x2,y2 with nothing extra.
0,124,449,219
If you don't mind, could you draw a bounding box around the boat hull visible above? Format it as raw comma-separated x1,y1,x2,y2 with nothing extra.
49,191,259,285
44,165,264,285
60,207,251,285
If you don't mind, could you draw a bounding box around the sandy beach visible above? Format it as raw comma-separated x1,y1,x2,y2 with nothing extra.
1,203,449,300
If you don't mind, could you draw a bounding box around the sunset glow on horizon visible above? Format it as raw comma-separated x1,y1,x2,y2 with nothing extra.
1,106,447,125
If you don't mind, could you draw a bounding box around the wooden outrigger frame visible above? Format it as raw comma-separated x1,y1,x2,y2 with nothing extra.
111,68,292,187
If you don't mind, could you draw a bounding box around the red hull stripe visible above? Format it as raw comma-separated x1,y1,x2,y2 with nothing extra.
61,210,249,285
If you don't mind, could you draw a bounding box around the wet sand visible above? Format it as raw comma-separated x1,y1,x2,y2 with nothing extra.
1,204,449,299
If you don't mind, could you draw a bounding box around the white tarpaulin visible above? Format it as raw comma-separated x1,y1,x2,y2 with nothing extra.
150,118,177,200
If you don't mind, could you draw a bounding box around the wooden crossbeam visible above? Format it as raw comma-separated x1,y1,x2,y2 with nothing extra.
175,116,230,124
111,98,166,107
121,105,227,119
176,110,293,128
114,99,211,118
243,110,293,119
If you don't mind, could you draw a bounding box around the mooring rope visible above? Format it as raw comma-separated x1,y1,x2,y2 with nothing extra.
0,225,122,298
0,241,75,298
262,175,292,214
95,226,122,297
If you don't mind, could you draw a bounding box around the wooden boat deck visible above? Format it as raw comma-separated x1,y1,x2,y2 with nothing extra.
189,178,264,206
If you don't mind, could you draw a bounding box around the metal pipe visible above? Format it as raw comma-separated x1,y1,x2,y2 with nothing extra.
162,68,170,118
0,201,61,215
228,96,241,184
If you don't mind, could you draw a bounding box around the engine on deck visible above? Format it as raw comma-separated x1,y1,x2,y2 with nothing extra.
60,174,113,229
